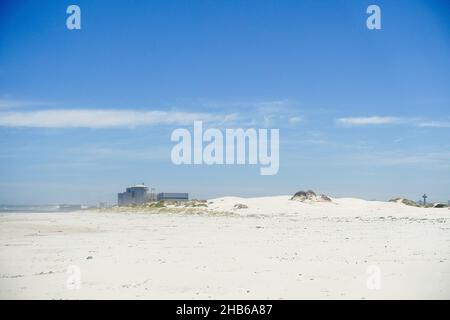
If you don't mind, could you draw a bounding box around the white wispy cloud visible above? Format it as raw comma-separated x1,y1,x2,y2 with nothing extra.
191,98,303,127
0,98,302,128
250,100,302,127
336,116,401,126
196,98,295,111
0,109,238,128
418,121,450,128
336,116,450,129
65,146,170,161
0,98,48,109
342,151,450,167
288,116,303,124
285,150,450,168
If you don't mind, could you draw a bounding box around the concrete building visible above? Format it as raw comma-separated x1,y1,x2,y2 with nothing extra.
117,184,188,206
157,192,189,201
118,184,149,206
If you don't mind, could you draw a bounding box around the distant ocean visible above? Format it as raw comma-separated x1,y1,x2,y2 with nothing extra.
0,205,84,213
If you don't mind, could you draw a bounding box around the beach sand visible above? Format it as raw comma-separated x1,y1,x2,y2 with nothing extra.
0,196,449,299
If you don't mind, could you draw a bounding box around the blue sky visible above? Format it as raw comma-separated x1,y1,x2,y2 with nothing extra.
0,0,449,204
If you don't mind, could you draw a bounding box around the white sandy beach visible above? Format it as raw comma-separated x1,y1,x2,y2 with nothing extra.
0,196,449,299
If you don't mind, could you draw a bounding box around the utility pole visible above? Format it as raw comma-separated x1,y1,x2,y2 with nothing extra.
422,194,428,206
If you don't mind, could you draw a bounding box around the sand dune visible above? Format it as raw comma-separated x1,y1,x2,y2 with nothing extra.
0,195,449,299
208,195,448,218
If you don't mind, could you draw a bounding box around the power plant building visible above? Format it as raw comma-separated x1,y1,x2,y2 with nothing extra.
157,193,189,201
117,184,149,206
117,183,188,206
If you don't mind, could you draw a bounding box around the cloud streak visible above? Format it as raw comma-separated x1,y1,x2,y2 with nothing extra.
0,98,48,109
336,116,401,126
336,116,450,129
288,116,303,124
0,109,237,128
418,121,450,128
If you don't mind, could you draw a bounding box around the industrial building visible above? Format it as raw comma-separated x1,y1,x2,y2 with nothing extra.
117,184,149,206
117,183,188,206
157,193,189,201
